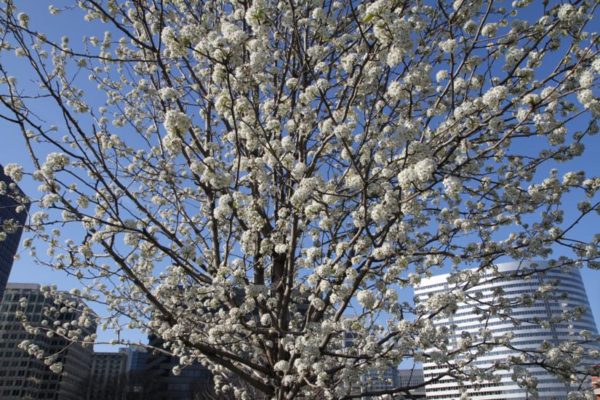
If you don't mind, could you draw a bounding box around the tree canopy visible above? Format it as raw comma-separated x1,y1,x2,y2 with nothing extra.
0,0,599,398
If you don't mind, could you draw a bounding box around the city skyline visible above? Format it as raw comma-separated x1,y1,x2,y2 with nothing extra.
0,273,596,399
0,286,218,400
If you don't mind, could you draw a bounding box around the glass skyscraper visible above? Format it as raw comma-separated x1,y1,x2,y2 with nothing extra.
123,335,214,400
0,165,28,300
87,351,128,400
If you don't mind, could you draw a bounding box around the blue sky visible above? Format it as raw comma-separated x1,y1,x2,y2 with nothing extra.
1,1,599,352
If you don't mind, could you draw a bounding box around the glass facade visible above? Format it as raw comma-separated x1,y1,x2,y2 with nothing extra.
0,166,28,301
0,283,96,399
124,335,214,400
88,352,127,400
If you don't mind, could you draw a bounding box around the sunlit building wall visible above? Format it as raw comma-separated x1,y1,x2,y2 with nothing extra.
415,262,598,400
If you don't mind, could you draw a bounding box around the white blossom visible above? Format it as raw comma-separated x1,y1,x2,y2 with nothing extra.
17,12,29,28
482,85,508,109
159,87,179,101
273,360,289,373
439,38,457,53
436,70,449,82
557,4,576,22
3,163,24,182
44,153,69,171
357,290,377,309
48,362,63,374
163,110,191,136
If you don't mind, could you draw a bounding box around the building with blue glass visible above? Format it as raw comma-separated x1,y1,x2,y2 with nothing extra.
123,335,214,400
0,165,28,301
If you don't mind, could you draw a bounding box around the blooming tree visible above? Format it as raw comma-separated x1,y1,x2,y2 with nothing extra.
1,0,599,398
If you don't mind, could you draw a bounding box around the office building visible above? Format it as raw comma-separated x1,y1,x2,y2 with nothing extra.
342,331,402,398
122,345,150,399
87,351,127,400
121,345,148,398
0,166,29,300
123,335,214,400
415,261,599,400
0,283,96,399
123,345,147,373
398,368,426,398
359,365,401,396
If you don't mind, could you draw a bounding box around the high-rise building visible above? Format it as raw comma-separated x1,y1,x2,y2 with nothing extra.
0,166,29,300
342,331,401,399
359,366,401,396
122,345,148,398
87,351,127,400
0,283,97,400
398,368,426,399
123,345,147,373
414,261,599,400
123,336,214,400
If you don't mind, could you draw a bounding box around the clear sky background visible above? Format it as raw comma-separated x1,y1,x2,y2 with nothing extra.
1,2,599,352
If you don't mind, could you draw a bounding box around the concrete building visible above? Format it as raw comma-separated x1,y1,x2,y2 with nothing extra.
87,351,127,400
0,166,29,300
414,261,599,400
0,283,96,399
